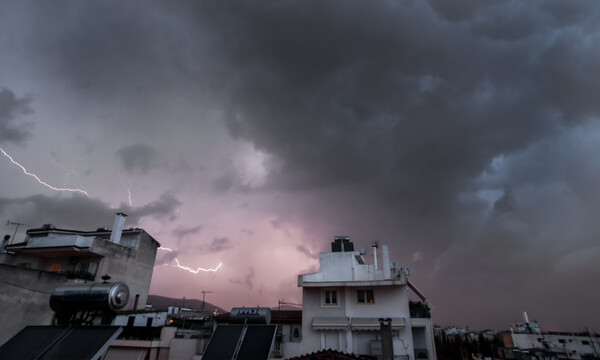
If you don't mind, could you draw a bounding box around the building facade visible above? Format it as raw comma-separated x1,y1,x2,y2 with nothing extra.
0,213,160,345
298,237,436,360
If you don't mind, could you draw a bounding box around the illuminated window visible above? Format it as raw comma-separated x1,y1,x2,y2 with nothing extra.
357,289,375,303
322,289,338,306
49,263,62,273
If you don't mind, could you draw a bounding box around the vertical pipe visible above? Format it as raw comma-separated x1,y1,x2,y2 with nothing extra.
109,212,128,244
373,242,378,270
382,244,391,279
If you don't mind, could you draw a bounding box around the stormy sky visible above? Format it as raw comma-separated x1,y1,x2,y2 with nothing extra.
1,1,600,331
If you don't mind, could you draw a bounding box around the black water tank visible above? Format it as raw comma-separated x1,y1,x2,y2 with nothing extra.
49,282,129,312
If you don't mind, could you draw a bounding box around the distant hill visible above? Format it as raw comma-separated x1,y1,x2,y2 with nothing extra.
147,294,227,314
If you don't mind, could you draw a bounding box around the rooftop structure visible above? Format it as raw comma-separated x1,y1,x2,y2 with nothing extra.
0,213,160,345
298,237,436,360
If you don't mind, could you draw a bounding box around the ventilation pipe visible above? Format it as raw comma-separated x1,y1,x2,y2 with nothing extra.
372,242,378,270
381,244,391,280
109,213,128,244
0,235,9,252
523,311,529,324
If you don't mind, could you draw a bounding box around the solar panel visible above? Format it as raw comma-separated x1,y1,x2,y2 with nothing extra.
0,326,68,360
0,326,122,360
237,325,277,360
202,324,244,360
42,326,122,359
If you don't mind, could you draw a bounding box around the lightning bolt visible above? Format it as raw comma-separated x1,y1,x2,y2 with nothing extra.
174,258,223,273
157,247,222,273
1,147,90,197
45,150,85,189
119,174,134,207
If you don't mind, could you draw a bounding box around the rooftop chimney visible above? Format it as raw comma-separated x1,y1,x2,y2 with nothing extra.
373,242,378,270
381,244,391,279
109,212,128,244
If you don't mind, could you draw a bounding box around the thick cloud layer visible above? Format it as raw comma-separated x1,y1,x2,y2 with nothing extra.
1,0,599,330
0,88,33,144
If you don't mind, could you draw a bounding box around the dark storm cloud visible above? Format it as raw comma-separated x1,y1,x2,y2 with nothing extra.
5,0,600,329
0,192,181,231
172,224,204,238
0,88,33,144
206,237,232,253
128,192,181,223
0,194,114,231
155,248,180,266
116,144,159,174
164,1,600,328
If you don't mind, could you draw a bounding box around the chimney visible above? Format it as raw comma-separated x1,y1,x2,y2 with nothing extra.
381,244,391,279
372,242,378,270
523,311,529,324
110,213,128,244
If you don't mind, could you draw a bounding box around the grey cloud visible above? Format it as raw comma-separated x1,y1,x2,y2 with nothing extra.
155,248,179,266
207,237,232,253
296,245,318,260
0,88,33,144
0,194,116,232
128,192,181,222
229,267,255,290
116,144,159,174
0,192,181,233
493,185,516,215
4,0,600,330
172,224,204,239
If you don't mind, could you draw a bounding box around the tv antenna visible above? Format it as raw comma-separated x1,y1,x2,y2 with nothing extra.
6,220,30,245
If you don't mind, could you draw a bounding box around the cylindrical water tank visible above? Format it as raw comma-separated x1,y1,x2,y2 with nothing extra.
229,307,271,324
49,282,129,312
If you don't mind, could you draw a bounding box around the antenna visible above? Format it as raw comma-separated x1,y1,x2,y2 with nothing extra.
278,299,302,311
6,220,30,245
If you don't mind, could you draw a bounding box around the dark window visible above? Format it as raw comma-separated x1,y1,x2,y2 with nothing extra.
357,289,375,303
559,339,566,344
323,290,338,305
293,328,300,338
582,340,590,345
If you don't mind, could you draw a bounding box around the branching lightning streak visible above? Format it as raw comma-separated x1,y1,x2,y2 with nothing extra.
119,174,134,207
1,147,90,197
158,247,222,273
175,258,222,273
45,150,85,188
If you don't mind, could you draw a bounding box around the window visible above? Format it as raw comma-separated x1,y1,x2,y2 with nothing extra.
559,339,566,344
582,340,590,345
322,289,338,306
357,289,375,303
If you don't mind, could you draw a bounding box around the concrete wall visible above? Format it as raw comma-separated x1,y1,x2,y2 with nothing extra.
0,264,66,345
92,232,157,310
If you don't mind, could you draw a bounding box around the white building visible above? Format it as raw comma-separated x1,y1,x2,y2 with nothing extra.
298,236,437,360
502,318,600,360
